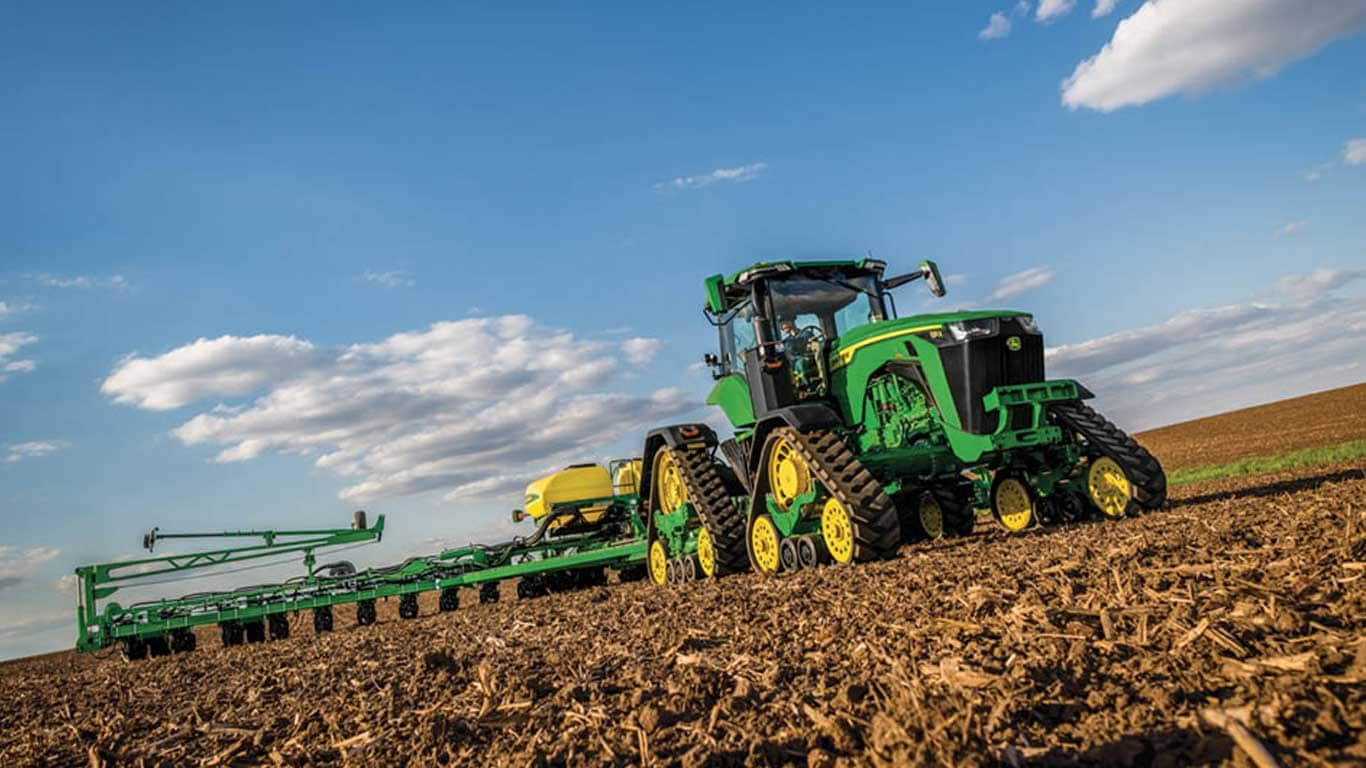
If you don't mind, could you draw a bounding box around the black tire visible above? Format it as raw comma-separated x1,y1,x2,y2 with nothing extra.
268,613,290,641
313,606,333,634
356,599,377,626
171,629,196,653
220,621,244,647
779,537,800,571
122,637,148,662
796,535,822,568
439,587,460,612
616,565,646,583
399,593,420,619
244,621,266,643
479,582,501,603
1052,401,1167,512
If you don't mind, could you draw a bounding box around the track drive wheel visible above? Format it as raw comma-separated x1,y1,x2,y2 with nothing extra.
762,427,900,564
991,473,1035,532
648,445,747,583
1053,401,1167,513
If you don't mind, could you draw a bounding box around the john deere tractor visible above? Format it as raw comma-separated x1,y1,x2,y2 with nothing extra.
638,258,1165,584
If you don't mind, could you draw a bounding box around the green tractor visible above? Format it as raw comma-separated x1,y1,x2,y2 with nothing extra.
638,258,1165,584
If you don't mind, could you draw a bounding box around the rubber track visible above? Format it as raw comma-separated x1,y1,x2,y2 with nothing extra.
779,427,902,560
1052,401,1168,511
669,447,750,576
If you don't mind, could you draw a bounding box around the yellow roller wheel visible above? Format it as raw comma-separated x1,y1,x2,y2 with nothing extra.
648,539,669,585
1088,456,1132,519
821,497,855,564
696,525,715,578
749,515,781,574
918,494,944,540
992,476,1034,532
654,450,687,513
766,433,812,512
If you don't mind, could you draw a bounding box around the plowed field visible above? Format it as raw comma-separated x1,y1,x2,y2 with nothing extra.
4,388,1364,767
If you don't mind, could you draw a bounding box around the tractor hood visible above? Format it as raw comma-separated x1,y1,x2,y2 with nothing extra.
829,310,1029,368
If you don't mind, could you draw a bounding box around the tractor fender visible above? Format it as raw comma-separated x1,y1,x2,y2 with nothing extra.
637,423,719,506
745,403,843,475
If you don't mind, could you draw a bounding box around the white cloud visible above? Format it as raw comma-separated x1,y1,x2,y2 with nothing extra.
1037,0,1075,21
987,266,1055,301
655,162,767,191
1047,267,1366,429
1273,220,1306,238
1345,138,1366,166
1061,0,1366,112
0,331,38,383
102,335,319,410
0,610,72,642
3,440,67,464
55,574,79,596
360,270,415,289
32,273,129,290
979,12,1012,39
621,337,663,367
104,317,689,503
1093,0,1121,17
0,301,34,320
0,546,61,591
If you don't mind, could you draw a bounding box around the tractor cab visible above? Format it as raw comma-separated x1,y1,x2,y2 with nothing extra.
703,259,945,428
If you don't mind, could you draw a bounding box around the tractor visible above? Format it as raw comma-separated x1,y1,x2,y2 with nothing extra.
637,258,1165,584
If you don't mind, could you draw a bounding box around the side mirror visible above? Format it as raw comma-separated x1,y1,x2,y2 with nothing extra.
883,260,947,298
511,509,527,524
921,260,946,297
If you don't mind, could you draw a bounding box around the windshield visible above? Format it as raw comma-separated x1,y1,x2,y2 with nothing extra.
767,274,883,339
718,301,757,374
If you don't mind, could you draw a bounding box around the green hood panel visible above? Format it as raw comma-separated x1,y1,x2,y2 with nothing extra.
830,310,1028,355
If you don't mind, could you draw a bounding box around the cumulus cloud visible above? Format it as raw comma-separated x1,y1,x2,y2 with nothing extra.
621,337,663,367
1037,0,1075,21
1048,267,1366,429
1093,0,1121,17
1346,138,1366,166
32,273,129,290
55,574,79,596
3,441,67,464
102,335,319,410
655,162,767,191
0,332,38,382
104,317,688,503
359,270,415,289
987,266,1055,301
1062,0,1366,112
979,12,1012,39
0,546,61,591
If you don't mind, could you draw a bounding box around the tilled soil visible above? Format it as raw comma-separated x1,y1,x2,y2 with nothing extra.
3,460,1363,767
1136,383,1366,470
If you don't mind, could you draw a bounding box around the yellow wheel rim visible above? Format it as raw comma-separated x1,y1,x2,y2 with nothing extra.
648,539,668,585
696,526,715,578
1088,457,1132,519
821,498,855,564
750,515,781,573
993,477,1033,532
655,450,687,513
766,434,812,512
919,496,944,539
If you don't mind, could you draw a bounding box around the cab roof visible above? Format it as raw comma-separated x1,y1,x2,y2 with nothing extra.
704,258,886,314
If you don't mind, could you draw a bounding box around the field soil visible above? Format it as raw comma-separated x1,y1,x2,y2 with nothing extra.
1135,383,1366,471
3,388,1365,767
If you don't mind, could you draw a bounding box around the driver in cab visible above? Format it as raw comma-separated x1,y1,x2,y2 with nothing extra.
779,319,816,359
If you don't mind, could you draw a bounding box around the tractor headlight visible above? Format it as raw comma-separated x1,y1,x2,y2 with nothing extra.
1017,315,1039,333
945,318,998,342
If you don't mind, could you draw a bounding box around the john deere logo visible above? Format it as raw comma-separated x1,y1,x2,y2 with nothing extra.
1006,336,1022,351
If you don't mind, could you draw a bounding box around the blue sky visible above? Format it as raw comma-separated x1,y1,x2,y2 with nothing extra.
2,1,1364,658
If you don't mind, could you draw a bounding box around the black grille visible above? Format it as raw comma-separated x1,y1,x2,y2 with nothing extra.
935,318,1045,435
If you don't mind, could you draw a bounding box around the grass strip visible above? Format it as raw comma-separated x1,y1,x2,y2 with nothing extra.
1168,439,1366,486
